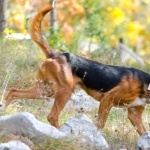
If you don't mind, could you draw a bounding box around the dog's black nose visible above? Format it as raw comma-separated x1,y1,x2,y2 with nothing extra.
0,104,2,107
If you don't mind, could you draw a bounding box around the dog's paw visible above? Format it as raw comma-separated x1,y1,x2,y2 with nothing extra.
0,103,5,111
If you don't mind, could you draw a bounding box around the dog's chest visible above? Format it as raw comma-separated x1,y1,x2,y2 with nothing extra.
118,84,150,108
127,97,147,108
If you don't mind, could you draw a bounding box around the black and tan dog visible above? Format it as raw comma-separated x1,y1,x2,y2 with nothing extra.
1,5,150,135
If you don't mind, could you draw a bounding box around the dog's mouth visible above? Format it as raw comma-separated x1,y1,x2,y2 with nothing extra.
0,103,6,111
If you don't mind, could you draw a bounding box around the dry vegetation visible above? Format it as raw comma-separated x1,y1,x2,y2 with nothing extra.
1,1,150,149
0,39,150,150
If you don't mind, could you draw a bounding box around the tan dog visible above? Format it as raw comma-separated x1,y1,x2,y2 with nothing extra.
1,4,150,135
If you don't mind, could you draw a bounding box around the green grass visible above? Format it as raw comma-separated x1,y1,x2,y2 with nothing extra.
0,38,150,149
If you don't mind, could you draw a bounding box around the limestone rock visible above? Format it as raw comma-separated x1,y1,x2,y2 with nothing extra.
0,112,66,140
137,131,150,150
0,140,31,150
0,112,109,150
60,114,109,150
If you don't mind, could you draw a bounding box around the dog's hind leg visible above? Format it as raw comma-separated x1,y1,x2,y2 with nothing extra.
1,62,53,110
1,58,74,128
128,106,146,135
1,79,51,109
41,60,74,128
47,88,72,128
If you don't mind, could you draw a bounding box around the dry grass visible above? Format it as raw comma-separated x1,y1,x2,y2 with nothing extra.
0,38,150,149
1,98,148,149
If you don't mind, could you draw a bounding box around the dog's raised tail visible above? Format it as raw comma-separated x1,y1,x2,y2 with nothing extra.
30,5,53,58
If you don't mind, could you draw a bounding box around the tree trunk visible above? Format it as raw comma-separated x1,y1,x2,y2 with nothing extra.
0,0,7,36
50,0,57,29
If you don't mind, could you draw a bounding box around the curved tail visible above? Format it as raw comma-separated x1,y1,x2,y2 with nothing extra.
30,5,53,58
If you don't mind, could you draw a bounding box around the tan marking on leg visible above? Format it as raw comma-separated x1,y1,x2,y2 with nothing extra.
47,89,72,128
97,97,113,129
128,106,146,135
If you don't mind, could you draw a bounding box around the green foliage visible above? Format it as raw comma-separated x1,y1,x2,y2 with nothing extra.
47,28,66,51
47,28,81,55
83,0,107,40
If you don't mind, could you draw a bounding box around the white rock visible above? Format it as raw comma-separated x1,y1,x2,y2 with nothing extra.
137,131,150,150
46,90,99,112
66,90,99,112
0,140,31,150
0,112,66,140
0,112,109,150
60,114,109,150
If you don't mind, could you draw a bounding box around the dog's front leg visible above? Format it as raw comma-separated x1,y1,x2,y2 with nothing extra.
97,97,113,129
47,88,72,128
128,106,146,135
